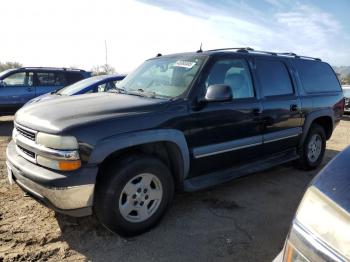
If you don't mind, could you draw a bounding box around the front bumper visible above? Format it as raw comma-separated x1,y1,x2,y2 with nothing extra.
6,140,98,217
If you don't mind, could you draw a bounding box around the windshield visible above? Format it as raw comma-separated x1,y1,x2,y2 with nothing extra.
343,88,350,97
57,75,107,95
0,69,15,79
115,56,205,99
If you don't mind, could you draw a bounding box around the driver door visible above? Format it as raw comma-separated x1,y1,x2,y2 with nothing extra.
0,71,35,114
189,55,264,177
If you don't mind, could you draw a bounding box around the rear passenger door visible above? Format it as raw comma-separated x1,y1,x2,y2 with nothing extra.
255,58,302,153
35,71,67,96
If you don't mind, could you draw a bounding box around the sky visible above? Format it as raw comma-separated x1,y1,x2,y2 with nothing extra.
0,0,349,73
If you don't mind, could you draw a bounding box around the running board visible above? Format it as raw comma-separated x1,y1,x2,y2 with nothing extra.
183,149,299,192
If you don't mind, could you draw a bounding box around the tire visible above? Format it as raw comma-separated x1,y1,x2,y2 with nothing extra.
297,124,326,170
94,155,174,236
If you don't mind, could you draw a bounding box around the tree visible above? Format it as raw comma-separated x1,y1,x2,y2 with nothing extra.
336,72,342,82
343,73,350,85
91,64,116,76
0,61,22,72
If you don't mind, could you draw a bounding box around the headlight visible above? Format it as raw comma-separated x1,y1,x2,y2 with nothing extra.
283,241,308,262
283,186,350,261
37,155,81,171
35,132,81,171
36,132,78,150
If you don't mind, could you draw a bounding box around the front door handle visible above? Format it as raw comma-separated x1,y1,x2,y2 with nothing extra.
290,104,298,111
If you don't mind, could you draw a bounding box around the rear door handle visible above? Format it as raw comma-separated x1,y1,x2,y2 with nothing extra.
290,104,298,111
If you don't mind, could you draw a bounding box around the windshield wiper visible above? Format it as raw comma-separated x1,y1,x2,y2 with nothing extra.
128,88,157,98
110,87,167,99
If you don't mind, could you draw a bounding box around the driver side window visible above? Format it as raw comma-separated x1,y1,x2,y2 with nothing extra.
3,72,34,87
205,58,254,99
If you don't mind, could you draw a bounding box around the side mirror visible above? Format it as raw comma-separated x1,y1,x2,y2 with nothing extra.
98,85,105,92
0,80,4,86
204,84,233,102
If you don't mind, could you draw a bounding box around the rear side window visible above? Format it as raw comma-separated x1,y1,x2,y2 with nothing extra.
256,59,293,96
66,72,84,85
37,72,66,86
294,60,341,93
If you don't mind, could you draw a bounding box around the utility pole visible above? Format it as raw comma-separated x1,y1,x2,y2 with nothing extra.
105,40,108,65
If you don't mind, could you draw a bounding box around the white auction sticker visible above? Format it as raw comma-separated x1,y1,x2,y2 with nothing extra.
174,60,196,69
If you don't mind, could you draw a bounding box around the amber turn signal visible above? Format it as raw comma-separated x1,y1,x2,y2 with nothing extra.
58,160,81,171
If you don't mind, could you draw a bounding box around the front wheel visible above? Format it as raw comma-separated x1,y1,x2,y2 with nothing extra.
297,124,326,170
94,155,174,236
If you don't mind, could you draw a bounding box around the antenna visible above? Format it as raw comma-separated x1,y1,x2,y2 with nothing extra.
197,43,203,53
105,40,108,65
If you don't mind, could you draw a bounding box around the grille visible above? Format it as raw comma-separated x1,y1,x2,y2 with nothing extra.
17,145,35,159
16,126,36,141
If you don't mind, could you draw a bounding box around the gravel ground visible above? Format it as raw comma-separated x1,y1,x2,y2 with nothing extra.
1,115,350,262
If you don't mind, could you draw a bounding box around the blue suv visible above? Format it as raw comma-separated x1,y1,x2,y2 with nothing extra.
0,67,91,115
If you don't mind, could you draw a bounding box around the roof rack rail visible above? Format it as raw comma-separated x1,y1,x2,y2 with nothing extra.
206,47,254,53
276,52,321,61
206,48,322,61
299,55,321,61
19,67,86,72
246,50,278,56
278,52,299,57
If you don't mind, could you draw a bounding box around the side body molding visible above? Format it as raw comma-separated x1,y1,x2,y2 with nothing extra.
88,129,190,179
299,109,334,147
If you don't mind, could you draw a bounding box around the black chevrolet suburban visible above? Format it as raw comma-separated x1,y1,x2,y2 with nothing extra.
6,48,344,236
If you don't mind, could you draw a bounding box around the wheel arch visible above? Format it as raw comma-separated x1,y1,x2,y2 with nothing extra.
300,109,334,147
89,129,190,185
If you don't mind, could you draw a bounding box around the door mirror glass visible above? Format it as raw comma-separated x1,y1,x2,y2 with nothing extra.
204,84,233,102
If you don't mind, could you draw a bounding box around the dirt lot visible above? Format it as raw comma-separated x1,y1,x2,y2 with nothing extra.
1,115,350,262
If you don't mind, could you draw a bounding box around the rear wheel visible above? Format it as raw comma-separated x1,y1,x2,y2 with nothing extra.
297,124,326,170
94,155,174,236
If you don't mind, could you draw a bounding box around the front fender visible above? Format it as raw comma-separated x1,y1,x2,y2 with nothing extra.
88,129,190,178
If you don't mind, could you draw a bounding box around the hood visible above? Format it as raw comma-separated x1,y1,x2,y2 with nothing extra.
15,92,166,133
24,93,58,106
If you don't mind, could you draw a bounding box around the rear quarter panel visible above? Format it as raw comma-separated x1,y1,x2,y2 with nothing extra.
290,60,344,132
